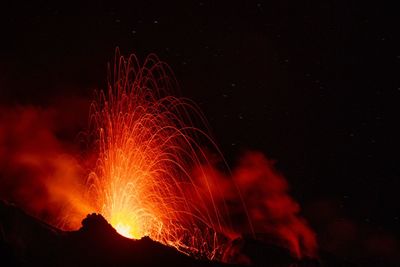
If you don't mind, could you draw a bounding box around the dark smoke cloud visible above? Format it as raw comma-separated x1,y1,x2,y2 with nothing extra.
306,199,400,264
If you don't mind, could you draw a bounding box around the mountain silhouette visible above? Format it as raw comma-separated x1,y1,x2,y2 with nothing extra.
0,200,351,267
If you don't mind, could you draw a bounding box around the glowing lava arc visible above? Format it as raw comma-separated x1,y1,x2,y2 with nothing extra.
86,51,231,259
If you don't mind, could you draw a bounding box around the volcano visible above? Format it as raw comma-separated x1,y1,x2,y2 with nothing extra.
0,53,356,267
0,200,354,267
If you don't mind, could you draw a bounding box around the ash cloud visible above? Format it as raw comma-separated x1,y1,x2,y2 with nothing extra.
306,199,400,264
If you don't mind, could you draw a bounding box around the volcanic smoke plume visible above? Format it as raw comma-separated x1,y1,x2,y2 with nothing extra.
0,51,317,263
0,103,91,229
193,152,317,259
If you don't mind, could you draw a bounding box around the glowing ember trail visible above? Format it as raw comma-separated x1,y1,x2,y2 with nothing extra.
0,50,318,261
86,51,230,259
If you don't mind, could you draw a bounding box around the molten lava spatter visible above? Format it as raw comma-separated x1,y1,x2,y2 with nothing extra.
86,51,230,259
0,50,319,261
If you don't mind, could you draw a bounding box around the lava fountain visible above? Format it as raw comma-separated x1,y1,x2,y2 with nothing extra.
86,51,232,259
0,50,318,262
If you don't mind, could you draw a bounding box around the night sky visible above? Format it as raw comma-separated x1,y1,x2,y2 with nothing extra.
1,1,398,263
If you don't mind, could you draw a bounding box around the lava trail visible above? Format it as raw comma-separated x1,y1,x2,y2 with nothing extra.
86,51,234,259
0,50,318,262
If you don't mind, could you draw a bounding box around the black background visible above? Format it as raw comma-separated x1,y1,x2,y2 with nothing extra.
0,1,398,263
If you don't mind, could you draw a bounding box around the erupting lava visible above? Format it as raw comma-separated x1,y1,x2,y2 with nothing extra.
86,51,230,258
0,50,318,262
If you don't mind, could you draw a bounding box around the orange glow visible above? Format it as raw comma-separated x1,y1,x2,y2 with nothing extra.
113,221,135,239
86,51,229,259
0,51,318,261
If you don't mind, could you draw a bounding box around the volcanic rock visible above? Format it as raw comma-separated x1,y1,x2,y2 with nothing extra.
0,200,354,267
0,200,225,266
